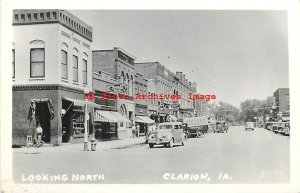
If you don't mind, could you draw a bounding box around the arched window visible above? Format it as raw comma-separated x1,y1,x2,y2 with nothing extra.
29,40,45,78
12,43,15,78
121,71,125,85
130,75,134,96
126,73,130,95
82,52,88,85
72,48,79,82
61,43,68,80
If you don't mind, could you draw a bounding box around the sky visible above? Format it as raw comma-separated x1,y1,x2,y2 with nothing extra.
70,10,289,108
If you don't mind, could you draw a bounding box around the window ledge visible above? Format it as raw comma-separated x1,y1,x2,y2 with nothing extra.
61,79,69,83
73,82,79,85
29,77,45,81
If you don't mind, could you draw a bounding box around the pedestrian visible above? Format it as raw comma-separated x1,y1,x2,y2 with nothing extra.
132,124,136,138
36,122,43,147
136,124,140,138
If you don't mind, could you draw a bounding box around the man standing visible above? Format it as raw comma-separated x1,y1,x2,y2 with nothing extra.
36,122,43,147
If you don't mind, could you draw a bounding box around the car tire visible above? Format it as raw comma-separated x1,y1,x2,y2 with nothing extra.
169,139,174,148
182,137,187,146
149,143,154,148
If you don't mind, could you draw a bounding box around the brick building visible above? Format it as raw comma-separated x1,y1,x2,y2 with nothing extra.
134,62,196,121
273,88,290,121
92,48,136,136
12,9,94,145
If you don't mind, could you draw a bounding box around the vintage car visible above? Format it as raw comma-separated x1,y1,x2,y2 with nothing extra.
272,122,281,133
245,122,255,131
214,121,228,133
266,122,275,130
277,122,286,134
282,122,290,136
148,122,187,148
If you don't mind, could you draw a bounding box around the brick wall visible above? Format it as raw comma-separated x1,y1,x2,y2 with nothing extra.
12,86,84,146
92,51,117,79
12,89,59,146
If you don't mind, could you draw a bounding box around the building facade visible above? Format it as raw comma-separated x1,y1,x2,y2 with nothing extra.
273,88,290,121
12,9,93,145
134,62,196,121
147,79,158,116
92,48,136,130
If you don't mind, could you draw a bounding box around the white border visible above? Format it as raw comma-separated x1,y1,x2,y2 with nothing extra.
1,0,300,193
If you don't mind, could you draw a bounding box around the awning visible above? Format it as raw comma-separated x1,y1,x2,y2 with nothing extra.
94,110,118,122
62,97,106,108
111,112,131,123
94,110,130,123
281,117,290,121
169,115,177,122
136,116,155,124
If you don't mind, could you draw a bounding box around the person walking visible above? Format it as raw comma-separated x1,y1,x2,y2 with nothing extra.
36,122,43,147
132,124,136,138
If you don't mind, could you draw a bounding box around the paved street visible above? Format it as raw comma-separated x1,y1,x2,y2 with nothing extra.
13,126,290,184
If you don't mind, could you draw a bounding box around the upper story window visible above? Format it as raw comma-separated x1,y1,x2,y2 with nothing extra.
61,50,68,80
29,40,45,78
82,59,87,85
33,13,37,20
73,55,78,82
12,49,15,78
82,52,88,85
30,48,45,78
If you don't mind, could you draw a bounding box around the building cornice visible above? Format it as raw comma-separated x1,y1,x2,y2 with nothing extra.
12,84,84,94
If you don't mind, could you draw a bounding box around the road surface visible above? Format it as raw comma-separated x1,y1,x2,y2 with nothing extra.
13,126,290,184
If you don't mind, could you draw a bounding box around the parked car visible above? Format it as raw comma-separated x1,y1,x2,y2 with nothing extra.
277,122,286,134
266,122,274,130
245,122,255,131
282,122,290,136
214,121,228,133
148,122,187,148
272,122,281,133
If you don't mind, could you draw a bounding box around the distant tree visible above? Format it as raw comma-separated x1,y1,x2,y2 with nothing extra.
240,96,274,122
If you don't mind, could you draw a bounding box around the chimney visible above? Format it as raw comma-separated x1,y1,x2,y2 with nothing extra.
182,74,185,80
176,71,181,77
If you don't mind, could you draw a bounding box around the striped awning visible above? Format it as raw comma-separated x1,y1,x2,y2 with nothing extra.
136,116,155,124
94,110,130,123
94,110,118,122
111,112,131,123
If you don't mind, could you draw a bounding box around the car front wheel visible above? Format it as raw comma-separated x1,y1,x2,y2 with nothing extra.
149,143,154,148
169,139,174,148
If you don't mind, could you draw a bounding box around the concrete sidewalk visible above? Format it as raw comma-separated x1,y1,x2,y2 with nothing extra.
13,137,147,153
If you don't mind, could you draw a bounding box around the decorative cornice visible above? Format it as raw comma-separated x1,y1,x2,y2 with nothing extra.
12,84,84,94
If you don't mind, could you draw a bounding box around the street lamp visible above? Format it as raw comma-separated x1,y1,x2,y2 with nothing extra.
84,88,90,151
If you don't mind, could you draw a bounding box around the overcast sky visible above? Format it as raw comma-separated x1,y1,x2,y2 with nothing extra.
70,10,289,108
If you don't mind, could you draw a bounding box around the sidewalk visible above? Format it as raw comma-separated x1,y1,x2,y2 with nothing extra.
13,137,146,153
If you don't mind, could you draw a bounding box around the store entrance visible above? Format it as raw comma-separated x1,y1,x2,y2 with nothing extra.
35,102,51,143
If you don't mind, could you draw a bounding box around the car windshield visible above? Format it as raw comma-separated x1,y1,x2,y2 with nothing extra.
246,122,254,127
158,125,173,130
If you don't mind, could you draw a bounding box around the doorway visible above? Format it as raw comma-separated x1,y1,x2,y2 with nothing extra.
35,102,51,143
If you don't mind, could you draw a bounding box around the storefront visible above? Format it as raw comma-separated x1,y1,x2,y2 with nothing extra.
135,116,155,135
94,110,131,140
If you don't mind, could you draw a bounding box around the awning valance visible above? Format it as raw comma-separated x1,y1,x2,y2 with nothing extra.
111,112,131,123
94,110,118,122
136,116,155,124
94,110,130,123
62,97,106,108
